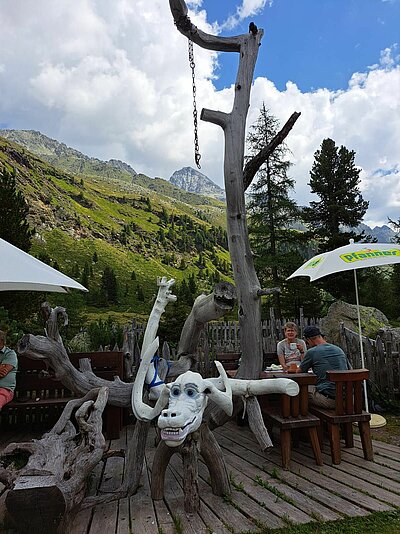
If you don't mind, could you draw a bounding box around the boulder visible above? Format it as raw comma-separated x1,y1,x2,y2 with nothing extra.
320,301,390,345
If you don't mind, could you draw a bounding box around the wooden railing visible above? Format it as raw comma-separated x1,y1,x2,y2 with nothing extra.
121,312,321,377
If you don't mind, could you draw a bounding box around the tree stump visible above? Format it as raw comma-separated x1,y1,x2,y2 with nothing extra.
0,387,109,533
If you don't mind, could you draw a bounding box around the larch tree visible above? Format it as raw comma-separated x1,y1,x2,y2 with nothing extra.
246,104,303,318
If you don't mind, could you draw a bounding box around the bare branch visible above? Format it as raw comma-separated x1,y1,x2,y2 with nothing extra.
169,0,244,52
243,111,301,191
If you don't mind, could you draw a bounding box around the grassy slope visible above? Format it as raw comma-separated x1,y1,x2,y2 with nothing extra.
0,135,232,319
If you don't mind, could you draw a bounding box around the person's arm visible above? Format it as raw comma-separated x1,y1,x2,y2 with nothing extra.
299,350,313,373
0,363,13,378
277,341,288,370
297,339,307,360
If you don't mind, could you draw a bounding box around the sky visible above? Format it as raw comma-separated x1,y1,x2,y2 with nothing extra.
0,0,399,228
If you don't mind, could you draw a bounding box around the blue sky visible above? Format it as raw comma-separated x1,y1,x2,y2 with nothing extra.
0,0,399,227
204,0,400,92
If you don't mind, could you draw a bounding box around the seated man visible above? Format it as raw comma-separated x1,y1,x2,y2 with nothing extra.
298,325,349,409
0,330,18,410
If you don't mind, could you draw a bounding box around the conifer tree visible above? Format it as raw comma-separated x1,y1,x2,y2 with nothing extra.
0,166,38,323
303,138,369,301
100,266,118,304
304,138,368,251
246,104,307,317
0,167,34,250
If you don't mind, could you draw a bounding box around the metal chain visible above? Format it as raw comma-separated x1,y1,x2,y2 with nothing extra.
188,39,201,169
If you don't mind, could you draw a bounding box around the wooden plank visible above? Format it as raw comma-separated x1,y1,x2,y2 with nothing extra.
238,428,396,512
197,478,256,533
346,442,400,471
162,464,208,534
220,445,340,522
289,447,400,507
129,457,160,534
299,441,400,492
116,497,130,534
69,462,104,534
216,430,354,518
355,435,400,455
215,426,372,516
168,456,232,534
154,447,255,533
89,431,126,533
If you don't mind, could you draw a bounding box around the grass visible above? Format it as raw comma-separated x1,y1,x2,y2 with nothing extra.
249,509,400,534
254,475,296,506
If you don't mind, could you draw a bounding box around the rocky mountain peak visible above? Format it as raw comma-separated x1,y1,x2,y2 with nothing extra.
169,167,225,201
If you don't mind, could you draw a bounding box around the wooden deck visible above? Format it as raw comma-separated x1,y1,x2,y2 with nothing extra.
1,422,400,533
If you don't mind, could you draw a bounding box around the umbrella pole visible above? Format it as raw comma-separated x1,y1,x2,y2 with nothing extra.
354,269,369,413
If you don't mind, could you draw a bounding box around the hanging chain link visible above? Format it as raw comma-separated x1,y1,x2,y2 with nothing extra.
188,39,201,169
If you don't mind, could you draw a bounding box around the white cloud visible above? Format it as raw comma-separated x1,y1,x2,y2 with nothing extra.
0,0,399,227
219,0,272,30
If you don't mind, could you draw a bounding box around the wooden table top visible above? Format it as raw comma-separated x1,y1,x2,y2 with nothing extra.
259,371,317,385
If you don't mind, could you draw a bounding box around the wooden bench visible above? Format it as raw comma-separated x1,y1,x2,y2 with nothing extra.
0,351,125,440
309,369,373,465
259,371,323,469
215,352,241,371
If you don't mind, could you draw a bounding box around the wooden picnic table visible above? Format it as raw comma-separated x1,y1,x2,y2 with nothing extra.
259,371,317,418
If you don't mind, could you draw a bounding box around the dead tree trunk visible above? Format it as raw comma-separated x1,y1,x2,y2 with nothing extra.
169,0,300,379
0,388,108,533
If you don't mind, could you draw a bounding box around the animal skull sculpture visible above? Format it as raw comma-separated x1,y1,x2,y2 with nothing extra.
132,336,233,447
131,277,299,448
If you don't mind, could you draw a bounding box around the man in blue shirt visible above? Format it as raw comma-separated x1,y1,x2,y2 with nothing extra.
0,330,18,410
299,325,349,409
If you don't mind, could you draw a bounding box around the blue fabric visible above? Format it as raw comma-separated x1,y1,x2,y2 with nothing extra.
300,343,349,397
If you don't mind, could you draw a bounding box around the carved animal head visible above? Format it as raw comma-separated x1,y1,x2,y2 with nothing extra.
158,370,231,447
131,337,233,448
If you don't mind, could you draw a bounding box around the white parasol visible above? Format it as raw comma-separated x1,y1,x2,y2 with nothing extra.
0,238,88,293
288,239,400,413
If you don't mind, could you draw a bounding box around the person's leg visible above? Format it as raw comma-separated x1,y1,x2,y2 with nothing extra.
0,388,14,409
308,388,335,409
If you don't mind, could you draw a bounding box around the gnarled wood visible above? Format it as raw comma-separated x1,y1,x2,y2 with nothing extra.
1,387,108,533
169,281,236,377
151,423,230,513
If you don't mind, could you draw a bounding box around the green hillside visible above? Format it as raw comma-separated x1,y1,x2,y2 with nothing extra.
0,134,232,323
0,129,226,228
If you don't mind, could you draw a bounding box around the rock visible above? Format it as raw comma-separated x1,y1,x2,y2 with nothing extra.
320,300,390,345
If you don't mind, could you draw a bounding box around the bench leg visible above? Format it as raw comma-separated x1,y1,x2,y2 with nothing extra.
343,422,354,448
328,423,341,465
359,421,374,461
317,422,324,451
280,429,291,469
308,427,323,466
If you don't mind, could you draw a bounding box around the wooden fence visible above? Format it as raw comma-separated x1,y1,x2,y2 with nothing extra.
339,323,400,401
92,316,400,400
121,311,321,377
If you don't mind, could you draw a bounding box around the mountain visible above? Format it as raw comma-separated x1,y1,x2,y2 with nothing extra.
0,129,139,182
356,223,396,243
169,167,225,201
0,133,231,319
0,129,226,227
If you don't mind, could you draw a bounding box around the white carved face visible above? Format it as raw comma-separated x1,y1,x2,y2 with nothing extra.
157,371,209,447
